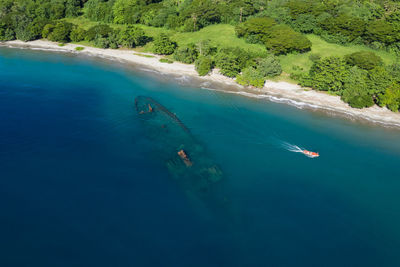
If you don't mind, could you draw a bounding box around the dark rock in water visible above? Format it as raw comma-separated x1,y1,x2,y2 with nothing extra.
135,96,224,198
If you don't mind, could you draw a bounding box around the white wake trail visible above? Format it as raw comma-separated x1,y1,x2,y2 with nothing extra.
281,141,304,153
280,141,320,158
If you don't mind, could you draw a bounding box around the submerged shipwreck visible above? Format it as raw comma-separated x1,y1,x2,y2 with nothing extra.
135,96,224,200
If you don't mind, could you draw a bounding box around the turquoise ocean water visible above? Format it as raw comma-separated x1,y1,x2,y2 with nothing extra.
1,47,400,266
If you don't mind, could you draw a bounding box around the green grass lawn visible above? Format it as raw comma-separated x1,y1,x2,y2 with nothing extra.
172,24,266,52
63,17,399,83
63,17,104,30
279,34,397,79
141,24,267,54
63,17,265,53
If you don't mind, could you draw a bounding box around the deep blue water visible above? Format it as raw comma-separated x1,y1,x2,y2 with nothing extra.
1,47,400,267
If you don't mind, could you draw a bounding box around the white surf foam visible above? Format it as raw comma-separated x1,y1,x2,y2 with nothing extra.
199,87,400,128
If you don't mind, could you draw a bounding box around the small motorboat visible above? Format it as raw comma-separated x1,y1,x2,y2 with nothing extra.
303,150,319,158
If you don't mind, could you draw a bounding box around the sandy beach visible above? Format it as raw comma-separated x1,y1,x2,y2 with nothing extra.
3,39,400,128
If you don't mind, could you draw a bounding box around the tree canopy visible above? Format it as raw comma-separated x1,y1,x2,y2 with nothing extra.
344,51,383,70
152,33,177,55
235,17,311,55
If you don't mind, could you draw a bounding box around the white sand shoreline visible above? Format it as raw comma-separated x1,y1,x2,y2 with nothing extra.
2,39,400,128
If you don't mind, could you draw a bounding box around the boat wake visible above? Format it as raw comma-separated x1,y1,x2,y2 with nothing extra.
280,141,319,158
281,141,303,153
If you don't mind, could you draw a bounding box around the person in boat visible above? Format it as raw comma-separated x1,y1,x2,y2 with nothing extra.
178,149,193,167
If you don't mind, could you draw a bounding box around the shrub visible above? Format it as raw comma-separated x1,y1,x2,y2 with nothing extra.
75,46,85,51
341,88,374,108
70,27,86,42
0,27,15,41
48,3,65,20
254,56,282,78
235,17,277,43
165,15,180,29
309,53,321,62
42,24,55,39
265,25,312,55
319,14,365,43
182,18,196,32
108,31,120,49
86,25,113,41
159,58,173,64
285,0,325,17
215,51,242,77
309,56,349,92
236,67,265,88
298,72,313,87
377,83,400,112
366,66,392,96
24,18,49,41
113,0,142,24
173,43,198,63
344,51,382,70
340,66,374,108
153,33,177,55
388,63,400,83
14,21,41,42
365,20,397,45
179,0,221,32
93,34,110,48
85,0,114,23
215,47,251,77
245,34,264,45
319,32,350,45
235,17,311,55
0,24,7,39
147,5,173,27
118,25,148,48
48,22,73,43
195,56,214,76
369,41,384,50
291,14,318,33
134,53,155,58
196,39,217,56
236,56,281,88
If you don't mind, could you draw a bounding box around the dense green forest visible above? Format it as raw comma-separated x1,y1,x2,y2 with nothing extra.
1,0,400,111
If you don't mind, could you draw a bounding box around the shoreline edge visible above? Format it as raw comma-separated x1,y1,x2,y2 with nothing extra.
2,39,400,129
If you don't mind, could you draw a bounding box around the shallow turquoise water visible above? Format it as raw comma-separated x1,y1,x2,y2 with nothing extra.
1,47,400,266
